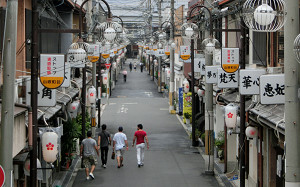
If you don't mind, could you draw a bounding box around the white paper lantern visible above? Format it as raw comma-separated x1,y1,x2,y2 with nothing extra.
246,126,258,138
154,59,158,66
150,56,153,61
185,27,194,38
166,68,171,78
88,86,97,104
69,100,80,113
103,73,108,84
183,79,190,93
197,89,205,97
42,132,58,163
194,86,199,93
224,104,238,128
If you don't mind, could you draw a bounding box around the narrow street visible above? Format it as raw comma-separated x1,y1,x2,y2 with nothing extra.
71,59,219,187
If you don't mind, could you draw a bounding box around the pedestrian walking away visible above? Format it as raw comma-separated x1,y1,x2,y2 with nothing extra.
97,124,111,168
140,62,144,72
113,126,129,168
80,131,99,180
133,62,137,71
129,62,132,72
123,69,127,82
132,124,149,167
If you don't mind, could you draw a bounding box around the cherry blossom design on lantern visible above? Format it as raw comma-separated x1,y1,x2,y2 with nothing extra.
186,85,189,89
72,106,76,110
250,130,256,136
46,143,54,151
90,93,94,97
227,112,233,118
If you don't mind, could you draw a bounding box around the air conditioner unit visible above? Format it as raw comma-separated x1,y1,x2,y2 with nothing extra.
267,67,282,74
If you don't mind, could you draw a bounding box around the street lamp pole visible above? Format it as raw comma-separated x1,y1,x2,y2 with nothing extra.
187,5,214,173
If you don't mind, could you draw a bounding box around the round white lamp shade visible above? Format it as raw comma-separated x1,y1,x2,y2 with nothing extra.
171,42,176,49
68,48,86,61
183,79,190,93
246,126,258,138
158,43,163,49
104,27,116,41
185,27,194,38
88,86,97,104
224,104,237,128
253,4,276,26
42,132,58,163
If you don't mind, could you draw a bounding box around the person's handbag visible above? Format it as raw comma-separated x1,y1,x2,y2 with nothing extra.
111,151,115,160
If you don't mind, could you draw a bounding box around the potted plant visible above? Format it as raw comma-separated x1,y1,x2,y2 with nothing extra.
215,131,225,161
101,84,107,97
184,112,191,124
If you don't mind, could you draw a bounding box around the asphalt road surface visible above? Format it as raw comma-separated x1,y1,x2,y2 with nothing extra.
72,59,219,187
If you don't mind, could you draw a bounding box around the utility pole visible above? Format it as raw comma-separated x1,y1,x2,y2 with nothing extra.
169,0,175,113
158,0,162,92
239,18,246,187
0,0,18,186
30,0,39,185
91,35,97,137
285,0,300,186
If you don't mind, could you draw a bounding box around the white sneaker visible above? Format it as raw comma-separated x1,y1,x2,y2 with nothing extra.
103,164,106,168
86,176,90,180
89,173,95,179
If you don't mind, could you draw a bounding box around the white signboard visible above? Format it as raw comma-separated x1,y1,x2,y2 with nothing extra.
180,46,190,61
110,50,115,57
221,48,239,73
146,50,151,55
87,44,100,63
157,49,165,57
61,63,71,87
260,74,285,104
194,58,204,73
205,66,219,84
40,54,65,89
26,78,56,107
217,68,239,88
164,45,170,55
200,58,206,75
67,53,85,68
240,69,266,95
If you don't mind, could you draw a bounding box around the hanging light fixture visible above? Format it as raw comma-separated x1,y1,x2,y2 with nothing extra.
201,38,221,55
197,89,205,97
293,34,300,63
242,0,286,32
246,126,258,138
181,23,198,39
224,104,238,128
88,86,97,104
68,100,80,114
42,131,58,163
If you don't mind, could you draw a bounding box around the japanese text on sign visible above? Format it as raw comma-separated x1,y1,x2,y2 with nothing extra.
260,74,285,104
180,46,191,60
239,69,266,95
205,66,219,84
221,48,239,73
217,68,238,88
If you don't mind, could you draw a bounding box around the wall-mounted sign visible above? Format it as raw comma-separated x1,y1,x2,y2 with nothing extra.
40,54,65,89
194,58,204,73
180,46,190,60
205,66,219,84
240,69,266,95
217,68,238,88
260,74,285,104
221,48,239,73
87,44,100,63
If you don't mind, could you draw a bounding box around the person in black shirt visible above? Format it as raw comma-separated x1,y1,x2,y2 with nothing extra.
97,124,111,168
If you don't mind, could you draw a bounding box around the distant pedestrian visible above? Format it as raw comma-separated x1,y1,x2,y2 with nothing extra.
113,126,129,168
97,124,111,168
123,69,127,82
134,62,137,71
129,62,132,72
132,124,149,167
80,131,99,180
140,62,144,72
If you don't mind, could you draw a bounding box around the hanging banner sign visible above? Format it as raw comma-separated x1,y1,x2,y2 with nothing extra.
240,69,266,95
221,48,239,73
87,44,100,63
164,45,170,55
260,74,285,104
178,87,183,115
217,68,239,88
40,54,65,89
180,46,190,60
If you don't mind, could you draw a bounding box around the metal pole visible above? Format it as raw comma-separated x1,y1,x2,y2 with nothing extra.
158,0,162,92
191,39,197,146
98,54,102,129
0,0,18,186
91,36,97,137
239,18,246,187
169,0,175,113
285,0,300,186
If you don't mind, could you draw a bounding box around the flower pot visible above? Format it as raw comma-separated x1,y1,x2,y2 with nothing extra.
186,118,190,124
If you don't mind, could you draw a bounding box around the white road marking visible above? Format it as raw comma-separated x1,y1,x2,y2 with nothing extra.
160,108,169,111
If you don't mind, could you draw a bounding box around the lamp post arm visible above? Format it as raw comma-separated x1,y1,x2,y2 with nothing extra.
161,21,174,33
113,16,124,28
188,5,213,37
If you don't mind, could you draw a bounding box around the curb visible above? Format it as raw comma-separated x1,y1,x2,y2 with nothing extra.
176,114,234,187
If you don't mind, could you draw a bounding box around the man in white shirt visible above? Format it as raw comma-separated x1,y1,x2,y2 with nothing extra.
113,126,129,168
